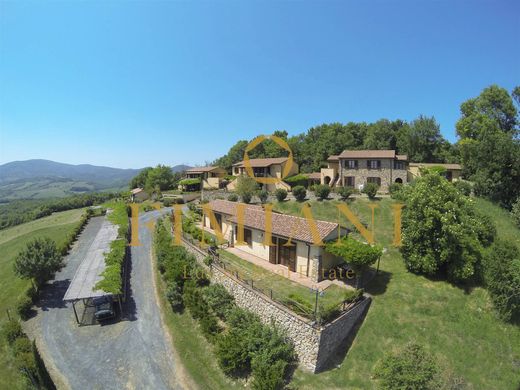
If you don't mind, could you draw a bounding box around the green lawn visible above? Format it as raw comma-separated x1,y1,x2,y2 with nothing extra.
0,208,85,390
272,198,520,389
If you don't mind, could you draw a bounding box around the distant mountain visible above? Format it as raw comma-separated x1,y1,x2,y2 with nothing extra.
0,160,191,201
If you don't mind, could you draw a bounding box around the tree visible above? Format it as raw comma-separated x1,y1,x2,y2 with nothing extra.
483,240,520,321
362,182,378,199
235,175,258,203
363,119,405,151
129,167,152,189
292,186,306,202
314,184,330,200
456,85,517,139
337,186,356,200
455,85,520,208
257,190,269,204
401,173,495,283
14,237,62,287
373,343,439,390
274,189,288,202
326,237,382,288
396,115,448,162
145,164,175,192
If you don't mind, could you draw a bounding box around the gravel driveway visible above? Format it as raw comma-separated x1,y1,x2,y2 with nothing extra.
29,210,186,390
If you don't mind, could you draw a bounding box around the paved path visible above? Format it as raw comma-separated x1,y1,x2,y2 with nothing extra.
30,210,186,390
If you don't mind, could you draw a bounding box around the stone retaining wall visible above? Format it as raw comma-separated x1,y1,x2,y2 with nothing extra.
181,236,370,372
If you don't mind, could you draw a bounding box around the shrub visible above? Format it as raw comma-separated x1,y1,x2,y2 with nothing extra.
373,343,439,390
343,288,363,303
314,184,330,200
162,198,174,207
483,239,520,321
274,189,287,202
199,313,221,341
13,336,32,355
241,193,252,204
362,182,379,199
228,193,238,202
203,255,213,267
25,284,38,303
203,284,235,320
292,186,306,202
511,197,520,228
337,186,356,200
453,180,472,196
283,174,309,188
251,350,288,390
1,319,24,345
258,190,269,204
388,182,402,196
216,329,251,376
16,296,33,321
166,282,183,311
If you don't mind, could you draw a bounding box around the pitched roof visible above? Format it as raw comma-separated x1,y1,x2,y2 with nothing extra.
338,150,396,159
409,162,462,170
228,207,340,244
396,155,408,161
233,157,289,168
327,155,340,162
131,187,144,194
207,199,263,216
307,172,321,180
185,166,222,173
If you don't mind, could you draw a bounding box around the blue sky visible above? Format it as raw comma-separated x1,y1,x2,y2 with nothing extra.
0,1,518,169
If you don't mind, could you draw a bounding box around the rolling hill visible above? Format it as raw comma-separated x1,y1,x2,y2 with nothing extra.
0,160,190,200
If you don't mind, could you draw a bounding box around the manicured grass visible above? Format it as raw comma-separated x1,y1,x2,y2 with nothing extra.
273,198,520,390
0,208,85,390
152,237,242,390
218,249,347,319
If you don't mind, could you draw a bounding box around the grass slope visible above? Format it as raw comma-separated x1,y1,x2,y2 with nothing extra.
0,208,85,390
274,198,520,390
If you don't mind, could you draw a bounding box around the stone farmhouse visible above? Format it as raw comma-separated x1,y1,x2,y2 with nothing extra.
320,150,408,192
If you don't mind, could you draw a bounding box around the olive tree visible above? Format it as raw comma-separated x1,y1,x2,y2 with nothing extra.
14,237,62,287
326,237,382,288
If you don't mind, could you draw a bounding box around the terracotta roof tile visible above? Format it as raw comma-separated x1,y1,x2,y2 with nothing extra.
232,157,289,168
207,200,341,244
185,166,222,173
338,150,396,159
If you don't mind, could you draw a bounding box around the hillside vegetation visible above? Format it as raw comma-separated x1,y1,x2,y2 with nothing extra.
0,209,85,390
274,198,520,389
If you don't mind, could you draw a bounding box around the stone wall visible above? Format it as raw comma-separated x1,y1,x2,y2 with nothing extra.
315,297,372,372
181,237,370,373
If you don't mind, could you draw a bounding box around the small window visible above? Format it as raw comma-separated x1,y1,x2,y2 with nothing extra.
394,161,405,170
346,176,355,187
367,160,381,169
367,177,381,186
346,160,357,169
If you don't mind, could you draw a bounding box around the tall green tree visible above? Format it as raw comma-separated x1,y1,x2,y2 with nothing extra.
14,237,62,286
129,167,152,189
396,115,450,162
363,119,406,151
401,173,495,283
456,85,520,208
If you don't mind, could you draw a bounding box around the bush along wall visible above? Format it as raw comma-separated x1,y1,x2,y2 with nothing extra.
95,202,129,295
154,219,296,389
1,319,56,389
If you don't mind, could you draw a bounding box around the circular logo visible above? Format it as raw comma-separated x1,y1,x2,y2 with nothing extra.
243,135,294,185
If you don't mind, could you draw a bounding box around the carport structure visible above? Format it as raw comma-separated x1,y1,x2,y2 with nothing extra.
63,218,121,324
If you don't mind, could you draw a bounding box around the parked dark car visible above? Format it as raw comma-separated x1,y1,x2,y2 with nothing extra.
93,295,115,321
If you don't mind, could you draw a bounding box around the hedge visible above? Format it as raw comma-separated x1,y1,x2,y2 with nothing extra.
284,174,309,188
